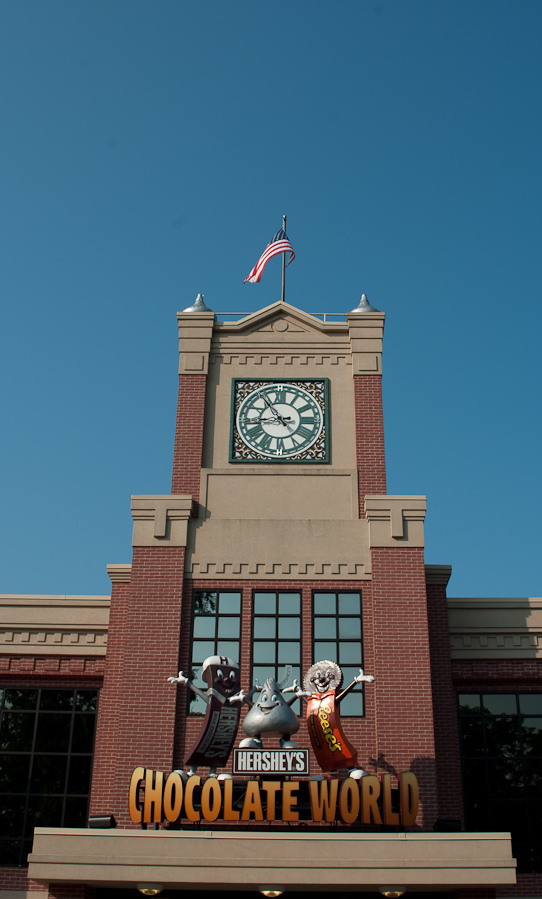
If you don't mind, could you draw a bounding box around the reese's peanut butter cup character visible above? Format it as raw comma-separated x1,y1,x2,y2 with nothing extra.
167,656,254,778
292,660,375,779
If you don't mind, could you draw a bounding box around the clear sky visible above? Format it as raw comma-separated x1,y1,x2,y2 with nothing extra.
1,0,540,599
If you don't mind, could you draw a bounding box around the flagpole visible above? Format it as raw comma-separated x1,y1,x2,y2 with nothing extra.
281,214,286,303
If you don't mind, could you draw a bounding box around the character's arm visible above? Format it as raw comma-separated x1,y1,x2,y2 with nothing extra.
167,671,209,704
336,668,375,704
283,678,311,703
229,686,257,706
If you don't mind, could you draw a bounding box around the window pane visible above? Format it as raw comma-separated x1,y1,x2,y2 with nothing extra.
525,759,542,796
218,592,241,615
338,593,361,615
461,717,484,757
314,641,337,662
0,714,35,752
278,642,300,665
72,715,96,753
522,718,542,756
31,756,68,794
252,666,271,688
75,691,97,713
278,617,300,639
253,642,277,664
459,694,482,715
67,756,93,794
485,717,521,758
314,593,335,615
216,641,239,662
217,617,240,639
489,760,525,798
462,759,488,798
254,617,276,639
4,690,38,711
189,694,207,716
339,691,364,717
484,695,518,716
278,593,300,615
64,796,89,828
194,592,217,615
0,754,31,790
193,616,215,639
338,617,361,640
25,796,63,834
314,618,336,640
338,642,362,665
520,696,542,716
40,691,73,711
254,592,276,614
192,640,216,665
0,797,25,837
341,666,361,688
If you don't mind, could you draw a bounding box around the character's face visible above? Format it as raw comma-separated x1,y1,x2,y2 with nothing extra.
256,688,280,715
204,664,240,697
242,678,300,738
304,661,342,694
310,667,336,693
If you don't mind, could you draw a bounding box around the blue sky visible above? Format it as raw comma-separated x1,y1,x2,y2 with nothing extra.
1,0,540,598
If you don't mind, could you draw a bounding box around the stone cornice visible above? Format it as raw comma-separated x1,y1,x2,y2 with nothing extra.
0,595,110,656
448,596,542,659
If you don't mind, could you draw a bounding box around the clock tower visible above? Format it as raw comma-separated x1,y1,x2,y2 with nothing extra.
90,294,443,828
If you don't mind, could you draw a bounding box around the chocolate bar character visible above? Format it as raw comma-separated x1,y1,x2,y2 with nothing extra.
168,656,254,778
293,660,374,779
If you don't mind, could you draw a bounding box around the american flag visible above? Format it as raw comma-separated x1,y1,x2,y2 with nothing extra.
244,228,296,283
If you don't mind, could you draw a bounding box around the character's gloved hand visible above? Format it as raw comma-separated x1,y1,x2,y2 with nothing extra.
354,668,375,684
168,671,189,685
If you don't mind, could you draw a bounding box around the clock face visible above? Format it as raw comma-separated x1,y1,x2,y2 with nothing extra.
230,379,329,462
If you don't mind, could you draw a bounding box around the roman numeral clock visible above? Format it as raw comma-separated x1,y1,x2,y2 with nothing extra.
230,379,329,462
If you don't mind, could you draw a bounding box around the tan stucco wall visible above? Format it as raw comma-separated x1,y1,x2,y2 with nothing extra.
28,827,515,892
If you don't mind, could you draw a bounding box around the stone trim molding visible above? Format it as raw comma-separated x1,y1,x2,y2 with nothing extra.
0,595,110,656
448,597,542,659
107,564,132,584
365,495,426,547
131,495,192,547
425,564,453,586
210,352,352,367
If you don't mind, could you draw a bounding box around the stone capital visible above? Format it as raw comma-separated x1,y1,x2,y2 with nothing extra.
365,494,426,547
131,495,192,547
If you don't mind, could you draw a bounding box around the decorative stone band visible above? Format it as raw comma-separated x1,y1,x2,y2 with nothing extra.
448,596,542,659
131,495,192,547
0,594,110,656
210,353,353,367
365,495,427,547
186,561,368,579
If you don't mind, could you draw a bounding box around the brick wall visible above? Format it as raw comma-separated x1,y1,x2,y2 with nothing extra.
370,547,438,828
171,372,207,504
353,375,387,516
426,582,464,820
90,546,186,827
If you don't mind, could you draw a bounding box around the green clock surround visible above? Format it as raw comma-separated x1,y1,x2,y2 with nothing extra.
230,379,329,463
